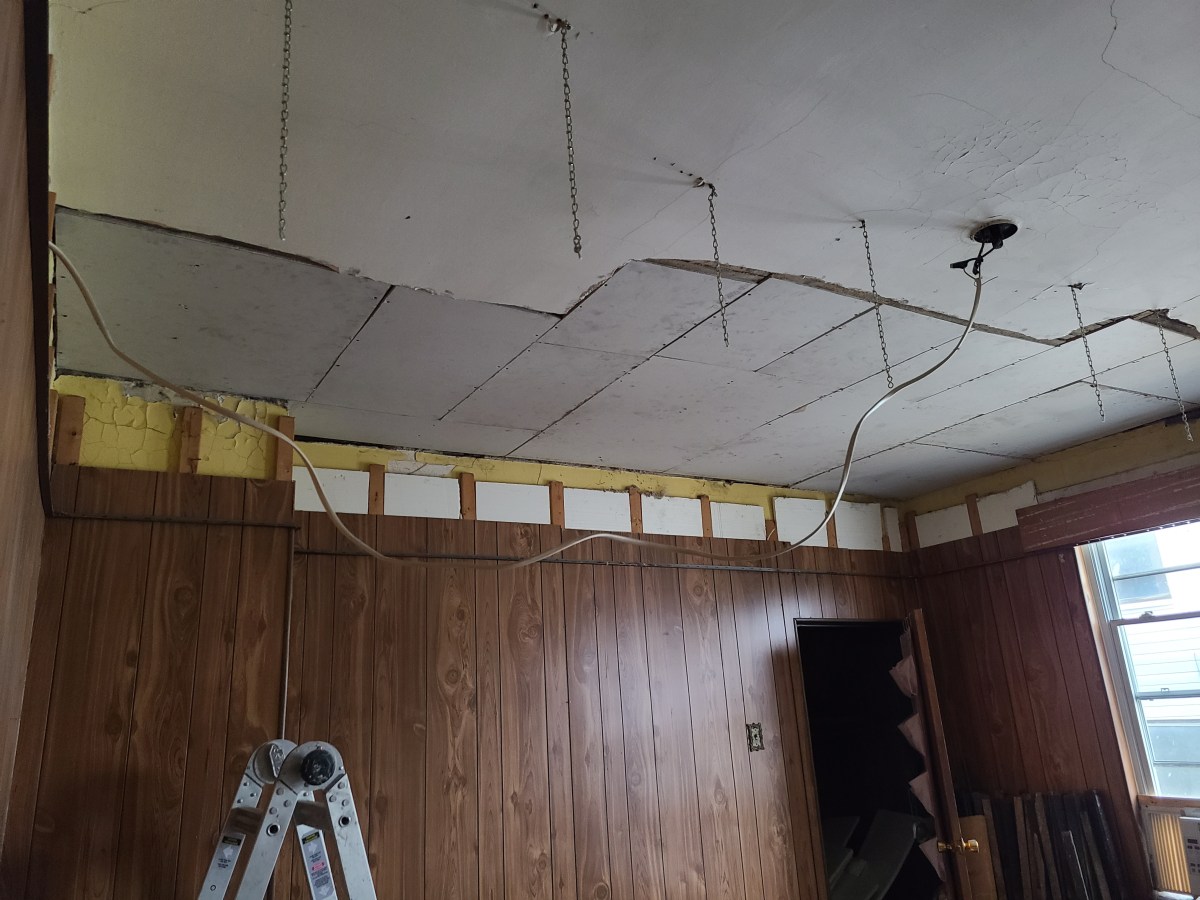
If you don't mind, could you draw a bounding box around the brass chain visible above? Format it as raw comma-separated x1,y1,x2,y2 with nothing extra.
707,183,729,346
1158,322,1194,442
277,0,293,241
558,22,581,257
860,220,893,388
1069,283,1105,420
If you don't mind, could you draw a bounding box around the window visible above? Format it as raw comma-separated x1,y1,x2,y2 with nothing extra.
1084,521,1200,799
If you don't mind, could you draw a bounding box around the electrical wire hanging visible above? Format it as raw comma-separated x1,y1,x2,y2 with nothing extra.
860,219,893,388
49,240,987,570
1069,283,1105,420
1157,322,1194,442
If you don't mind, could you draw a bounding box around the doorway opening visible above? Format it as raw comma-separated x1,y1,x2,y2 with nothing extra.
796,619,941,900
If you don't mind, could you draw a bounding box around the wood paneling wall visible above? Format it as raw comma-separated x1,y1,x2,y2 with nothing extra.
1,468,913,899
915,527,1152,897
0,0,46,853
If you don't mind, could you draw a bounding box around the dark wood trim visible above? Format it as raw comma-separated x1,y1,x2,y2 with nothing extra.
1017,463,1200,551
24,0,51,514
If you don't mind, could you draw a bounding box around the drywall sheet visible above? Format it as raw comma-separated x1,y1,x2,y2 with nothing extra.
1098,337,1200,401
563,488,632,532
292,401,537,457
475,481,551,525
294,467,370,514
520,356,823,474
711,502,767,540
833,500,883,551
659,278,870,372
796,443,1027,498
383,473,460,519
774,497,829,547
915,505,973,547
976,481,1037,532
54,210,390,400
309,284,555,418
542,261,755,357
642,495,704,537
446,342,640,431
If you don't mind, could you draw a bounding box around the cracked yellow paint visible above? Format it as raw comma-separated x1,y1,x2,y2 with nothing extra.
53,375,285,478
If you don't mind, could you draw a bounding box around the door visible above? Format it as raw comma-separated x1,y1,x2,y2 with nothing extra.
905,608,977,900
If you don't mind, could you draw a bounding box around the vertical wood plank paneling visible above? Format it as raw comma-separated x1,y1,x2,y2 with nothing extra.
708,554,766,900
174,477,245,899
371,516,427,899
541,525,579,900
114,474,210,898
476,521,506,900
640,554,706,899
498,523,553,900
426,518,479,899
609,538,668,900
676,536,746,900
727,543,804,900
0,518,72,900
29,469,156,900
589,538,635,900
329,515,376,840
561,532,612,900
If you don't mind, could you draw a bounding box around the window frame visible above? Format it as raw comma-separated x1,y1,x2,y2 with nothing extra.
1082,535,1200,800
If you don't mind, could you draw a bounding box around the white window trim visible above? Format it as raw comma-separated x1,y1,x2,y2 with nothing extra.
1081,541,1200,799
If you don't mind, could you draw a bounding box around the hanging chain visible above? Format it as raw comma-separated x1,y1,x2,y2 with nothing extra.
706,182,729,347
1070,283,1105,420
277,0,293,241
556,21,581,257
1158,322,1194,442
860,220,893,388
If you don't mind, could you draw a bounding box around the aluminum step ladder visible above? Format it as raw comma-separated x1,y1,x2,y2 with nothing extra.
199,740,377,899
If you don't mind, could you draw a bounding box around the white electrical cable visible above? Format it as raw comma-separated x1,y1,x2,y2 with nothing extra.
49,240,983,569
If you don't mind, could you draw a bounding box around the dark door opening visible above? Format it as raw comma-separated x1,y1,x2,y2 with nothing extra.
796,619,942,900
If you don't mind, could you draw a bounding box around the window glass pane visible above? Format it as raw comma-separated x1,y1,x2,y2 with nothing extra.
1119,618,1200,696
1102,524,1200,618
1141,697,1200,798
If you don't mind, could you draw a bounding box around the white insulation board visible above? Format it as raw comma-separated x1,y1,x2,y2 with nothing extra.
563,488,632,532
774,497,829,547
711,502,767,540
475,481,551,524
915,504,973,547
643,495,703,537
383,473,460,519
834,501,883,551
977,481,1037,533
293,467,370,514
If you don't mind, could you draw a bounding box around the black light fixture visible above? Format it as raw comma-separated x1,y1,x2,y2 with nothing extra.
951,220,1019,275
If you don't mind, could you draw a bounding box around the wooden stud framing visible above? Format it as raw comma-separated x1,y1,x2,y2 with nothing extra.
177,407,203,475
459,472,477,520
965,493,983,537
699,495,713,538
53,394,85,466
901,511,920,551
765,519,779,542
825,503,838,549
880,506,893,552
548,481,565,527
627,487,643,534
273,415,295,481
368,464,386,515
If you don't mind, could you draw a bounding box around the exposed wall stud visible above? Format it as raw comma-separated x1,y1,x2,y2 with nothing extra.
627,487,643,534
965,493,983,536
368,464,385,515
548,480,565,526
699,495,713,538
178,407,203,475
459,472,477,520
273,415,295,481
53,394,85,466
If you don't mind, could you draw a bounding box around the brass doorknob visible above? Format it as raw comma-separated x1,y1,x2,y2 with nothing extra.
936,837,980,854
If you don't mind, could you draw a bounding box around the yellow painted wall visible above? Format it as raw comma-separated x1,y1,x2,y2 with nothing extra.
53,374,834,518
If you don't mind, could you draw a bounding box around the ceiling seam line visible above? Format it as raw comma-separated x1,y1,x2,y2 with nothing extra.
305,284,395,401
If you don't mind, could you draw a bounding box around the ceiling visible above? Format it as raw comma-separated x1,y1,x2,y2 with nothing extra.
49,0,1200,498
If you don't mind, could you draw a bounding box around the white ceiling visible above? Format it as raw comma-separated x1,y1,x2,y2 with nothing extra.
49,0,1200,498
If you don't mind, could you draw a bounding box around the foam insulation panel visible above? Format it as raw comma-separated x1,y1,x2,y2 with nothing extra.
446,342,640,431
542,261,755,357
883,507,902,551
916,505,974,547
642,495,704,537
54,210,390,400
292,401,537,457
383,473,460,519
563,488,632,532
309,285,555,418
475,481,551,525
833,501,884,551
294,467,370,514
774,497,829,547
659,278,870,372
977,481,1037,532
711,502,767,540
